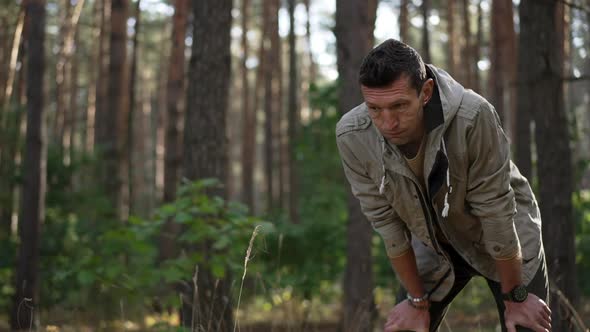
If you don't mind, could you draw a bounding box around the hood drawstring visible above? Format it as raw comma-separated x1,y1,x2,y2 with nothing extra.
379,139,387,195
441,139,452,217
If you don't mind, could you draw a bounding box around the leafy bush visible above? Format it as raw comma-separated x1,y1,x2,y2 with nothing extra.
574,189,590,294
34,146,272,322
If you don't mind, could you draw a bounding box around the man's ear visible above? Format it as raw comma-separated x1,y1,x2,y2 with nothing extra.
422,78,434,105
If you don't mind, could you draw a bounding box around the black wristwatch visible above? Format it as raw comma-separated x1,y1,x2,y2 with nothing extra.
502,285,528,303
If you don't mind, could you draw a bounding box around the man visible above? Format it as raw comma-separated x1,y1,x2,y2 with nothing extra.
335,39,551,332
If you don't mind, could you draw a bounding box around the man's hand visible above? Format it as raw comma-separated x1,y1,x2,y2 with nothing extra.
384,300,430,332
504,293,552,332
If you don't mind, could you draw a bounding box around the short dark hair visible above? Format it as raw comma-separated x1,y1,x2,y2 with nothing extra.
358,39,427,94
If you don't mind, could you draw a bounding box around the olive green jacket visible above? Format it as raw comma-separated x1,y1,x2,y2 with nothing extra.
335,65,544,301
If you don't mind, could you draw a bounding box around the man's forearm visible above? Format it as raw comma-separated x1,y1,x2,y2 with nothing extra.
390,248,426,298
494,254,523,293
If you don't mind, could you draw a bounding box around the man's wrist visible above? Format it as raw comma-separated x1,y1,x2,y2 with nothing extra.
406,298,430,310
502,285,528,303
407,292,429,302
407,292,430,310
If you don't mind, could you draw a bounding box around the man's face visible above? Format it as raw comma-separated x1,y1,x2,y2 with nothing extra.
361,76,433,147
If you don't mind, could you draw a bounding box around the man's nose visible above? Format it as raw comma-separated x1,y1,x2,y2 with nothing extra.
382,110,399,129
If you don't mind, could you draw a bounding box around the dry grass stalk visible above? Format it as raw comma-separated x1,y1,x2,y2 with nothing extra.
233,225,262,332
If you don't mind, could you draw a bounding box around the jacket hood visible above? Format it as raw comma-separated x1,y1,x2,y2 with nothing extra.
423,64,465,135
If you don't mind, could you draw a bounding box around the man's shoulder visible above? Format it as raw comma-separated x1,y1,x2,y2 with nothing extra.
336,103,372,138
455,89,494,123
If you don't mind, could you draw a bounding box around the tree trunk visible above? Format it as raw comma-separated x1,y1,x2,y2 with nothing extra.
54,0,72,151
287,0,299,224
183,0,233,329
241,0,255,212
11,0,46,329
515,0,532,181
67,26,78,165
490,0,517,140
461,0,473,88
85,0,102,154
263,0,274,212
447,0,460,80
94,0,110,153
519,1,578,330
0,8,25,236
128,0,141,216
160,0,188,261
0,15,6,106
421,0,431,63
251,1,267,215
64,0,84,165
105,0,129,220
473,0,482,94
269,0,283,212
336,0,377,330
1,9,24,109
303,0,316,85
399,0,410,43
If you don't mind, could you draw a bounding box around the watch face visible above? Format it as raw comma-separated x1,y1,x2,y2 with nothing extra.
512,285,528,302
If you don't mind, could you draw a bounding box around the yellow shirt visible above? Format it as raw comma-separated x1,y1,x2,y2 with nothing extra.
404,137,426,191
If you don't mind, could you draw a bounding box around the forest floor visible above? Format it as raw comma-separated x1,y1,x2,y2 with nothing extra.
0,298,588,331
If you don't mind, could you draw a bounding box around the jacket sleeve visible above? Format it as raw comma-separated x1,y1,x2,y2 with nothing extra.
336,133,411,258
466,101,521,260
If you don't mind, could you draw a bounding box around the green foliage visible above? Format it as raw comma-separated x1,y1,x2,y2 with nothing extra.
574,189,590,294
30,145,271,321
0,104,25,313
252,81,348,300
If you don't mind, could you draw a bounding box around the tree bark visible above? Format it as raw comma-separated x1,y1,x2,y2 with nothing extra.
0,8,25,236
447,0,460,80
461,0,473,88
1,9,24,109
474,0,483,94
515,0,532,181
263,0,274,212
490,0,517,139
183,0,233,329
160,0,188,261
241,0,256,212
54,0,72,151
94,0,110,153
269,0,283,212
85,0,102,153
336,0,377,330
287,0,299,224
519,1,578,330
399,0,410,43
105,0,129,220
303,0,316,85
64,0,85,165
421,0,431,63
128,0,141,216
11,0,46,329
251,1,268,215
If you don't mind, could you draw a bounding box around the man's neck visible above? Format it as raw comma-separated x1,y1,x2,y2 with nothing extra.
397,126,426,159
398,137,423,159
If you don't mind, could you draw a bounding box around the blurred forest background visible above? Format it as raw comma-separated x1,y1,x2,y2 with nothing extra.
0,0,590,331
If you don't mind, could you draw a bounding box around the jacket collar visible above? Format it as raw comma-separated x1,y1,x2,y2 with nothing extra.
424,66,444,134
